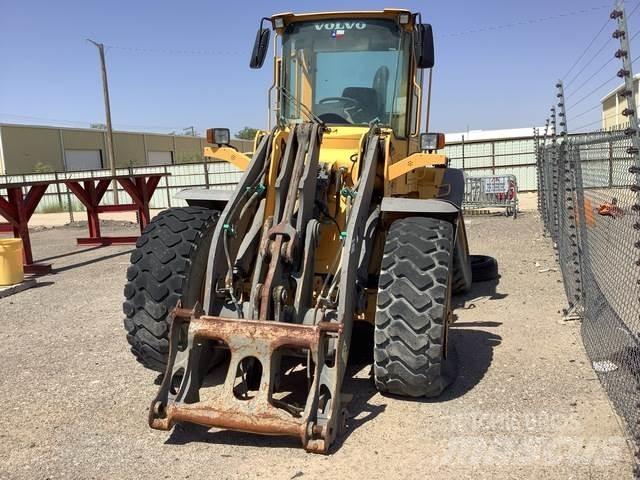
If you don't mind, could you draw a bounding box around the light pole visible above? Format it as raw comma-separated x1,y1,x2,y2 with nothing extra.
88,39,118,203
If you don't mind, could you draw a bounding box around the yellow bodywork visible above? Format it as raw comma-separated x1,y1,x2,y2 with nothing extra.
203,8,452,316
203,146,252,170
387,153,446,181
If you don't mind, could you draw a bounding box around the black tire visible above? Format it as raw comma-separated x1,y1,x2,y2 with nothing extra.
123,206,218,372
374,217,453,397
452,240,472,295
470,254,499,282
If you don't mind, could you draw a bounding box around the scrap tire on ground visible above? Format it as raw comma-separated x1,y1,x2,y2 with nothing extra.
123,206,218,372
451,243,472,295
374,216,453,397
470,254,499,282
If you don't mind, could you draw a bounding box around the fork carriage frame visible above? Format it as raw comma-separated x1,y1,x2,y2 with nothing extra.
149,124,382,453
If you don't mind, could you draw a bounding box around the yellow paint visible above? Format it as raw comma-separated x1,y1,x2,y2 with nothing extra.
203,146,251,170
271,9,414,34
0,238,24,286
387,153,446,181
264,129,289,218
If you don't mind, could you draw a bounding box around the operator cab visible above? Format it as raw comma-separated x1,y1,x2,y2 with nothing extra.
250,10,434,138
281,19,406,127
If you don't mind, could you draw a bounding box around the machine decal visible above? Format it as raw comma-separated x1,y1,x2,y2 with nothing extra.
314,22,366,31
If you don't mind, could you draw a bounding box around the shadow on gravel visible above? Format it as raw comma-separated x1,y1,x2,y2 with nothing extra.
163,278,504,453
38,245,105,262
167,423,303,449
440,327,502,401
53,249,132,273
453,276,508,310
164,364,385,453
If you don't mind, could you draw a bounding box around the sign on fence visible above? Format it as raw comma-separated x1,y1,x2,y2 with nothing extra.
464,174,518,217
483,176,509,194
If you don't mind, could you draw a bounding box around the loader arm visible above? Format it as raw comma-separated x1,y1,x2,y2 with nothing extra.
149,123,383,453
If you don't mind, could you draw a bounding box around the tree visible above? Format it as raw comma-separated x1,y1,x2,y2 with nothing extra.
32,162,54,173
235,126,259,140
90,123,107,130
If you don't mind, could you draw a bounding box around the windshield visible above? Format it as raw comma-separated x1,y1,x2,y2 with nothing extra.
280,18,411,134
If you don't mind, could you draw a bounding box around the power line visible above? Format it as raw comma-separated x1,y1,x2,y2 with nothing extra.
566,74,620,112
572,112,624,131
569,104,603,122
562,15,612,80
566,56,616,99
565,36,614,90
628,0,640,20
442,5,611,38
105,44,241,56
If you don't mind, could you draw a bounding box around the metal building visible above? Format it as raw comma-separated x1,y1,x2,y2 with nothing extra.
600,73,640,129
0,123,252,175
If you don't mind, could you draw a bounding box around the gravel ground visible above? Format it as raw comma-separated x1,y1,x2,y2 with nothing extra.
0,213,635,479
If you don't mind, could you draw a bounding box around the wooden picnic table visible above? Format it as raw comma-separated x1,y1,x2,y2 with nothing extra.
0,173,168,274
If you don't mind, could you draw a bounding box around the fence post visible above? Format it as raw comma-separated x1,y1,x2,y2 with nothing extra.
611,4,640,473
538,119,550,229
54,171,63,210
612,2,640,207
608,141,614,187
550,106,560,243
164,165,171,208
556,80,583,313
534,127,542,215
203,160,210,189
461,135,465,170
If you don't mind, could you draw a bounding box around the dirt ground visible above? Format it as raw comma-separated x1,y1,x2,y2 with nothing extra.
0,211,635,479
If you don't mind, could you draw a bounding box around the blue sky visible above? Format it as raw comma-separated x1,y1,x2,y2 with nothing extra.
0,0,635,135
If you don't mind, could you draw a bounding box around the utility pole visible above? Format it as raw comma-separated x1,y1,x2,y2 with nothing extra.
88,40,116,171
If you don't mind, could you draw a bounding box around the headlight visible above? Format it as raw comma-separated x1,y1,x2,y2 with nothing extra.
207,128,231,146
420,132,445,151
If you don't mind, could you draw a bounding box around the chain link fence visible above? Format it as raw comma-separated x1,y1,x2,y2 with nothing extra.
537,128,640,475
536,3,640,474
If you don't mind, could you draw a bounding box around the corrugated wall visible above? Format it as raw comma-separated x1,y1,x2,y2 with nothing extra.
444,136,538,191
0,124,254,174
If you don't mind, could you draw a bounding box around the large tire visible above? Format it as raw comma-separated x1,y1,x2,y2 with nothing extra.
452,239,472,295
374,217,453,397
470,254,499,282
123,206,218,372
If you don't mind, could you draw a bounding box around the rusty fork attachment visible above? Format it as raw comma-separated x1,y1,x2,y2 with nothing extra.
149,304,345,452
149,124,382,453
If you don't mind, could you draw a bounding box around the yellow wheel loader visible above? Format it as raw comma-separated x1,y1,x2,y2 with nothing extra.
123,8,473,453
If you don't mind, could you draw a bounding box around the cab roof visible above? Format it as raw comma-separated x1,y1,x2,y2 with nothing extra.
271,9,417,31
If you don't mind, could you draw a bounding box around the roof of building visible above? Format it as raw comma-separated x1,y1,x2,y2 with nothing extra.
600,73,640,103
444,127,541,143
0,122,204,139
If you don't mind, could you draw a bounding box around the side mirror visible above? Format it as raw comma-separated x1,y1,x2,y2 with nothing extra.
250,19,271,69
414,23,434,69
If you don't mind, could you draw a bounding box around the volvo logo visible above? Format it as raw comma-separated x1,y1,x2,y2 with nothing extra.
314,22,367,31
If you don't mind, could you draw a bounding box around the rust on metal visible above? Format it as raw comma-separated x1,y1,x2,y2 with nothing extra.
149,310,340,453
190,315,327,350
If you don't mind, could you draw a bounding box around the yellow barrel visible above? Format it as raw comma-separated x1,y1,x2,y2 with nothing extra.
0,239,24,286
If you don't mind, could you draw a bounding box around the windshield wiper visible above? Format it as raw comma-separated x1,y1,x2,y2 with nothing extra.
278,86,325,126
